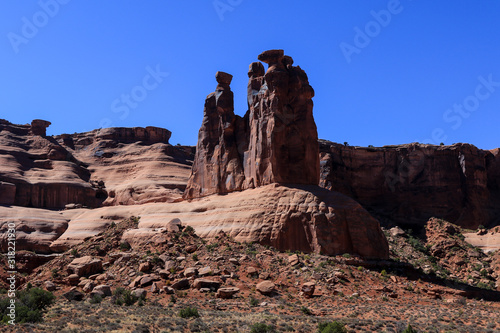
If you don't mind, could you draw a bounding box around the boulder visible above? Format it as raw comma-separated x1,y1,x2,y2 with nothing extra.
66,274,80,286
132,288,147,299
288,254,300,266
192,278,221,290
93,285,112,297
183,267,198,278
198,266,213,276
67,256,103,277
171,278,190,290
63,288,84,301
216,287,240,299
44,281,56,291
256,281,275,295
301,282,316,298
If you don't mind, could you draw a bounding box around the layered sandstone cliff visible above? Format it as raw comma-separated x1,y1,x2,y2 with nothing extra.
319,141,500,229
0,119,103,209
56,127,193,206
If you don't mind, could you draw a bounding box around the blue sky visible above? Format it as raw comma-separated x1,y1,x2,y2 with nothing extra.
1,1,499,149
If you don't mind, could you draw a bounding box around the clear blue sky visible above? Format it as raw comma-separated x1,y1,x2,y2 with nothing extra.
1,1,499,149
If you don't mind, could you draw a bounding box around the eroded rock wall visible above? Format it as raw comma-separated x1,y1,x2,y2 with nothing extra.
319,141,500,229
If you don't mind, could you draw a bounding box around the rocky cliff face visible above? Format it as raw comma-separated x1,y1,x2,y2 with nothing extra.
319,141,500,229
55,127,193,206
185,49,319,199
0,119,193,209
0,119,103,209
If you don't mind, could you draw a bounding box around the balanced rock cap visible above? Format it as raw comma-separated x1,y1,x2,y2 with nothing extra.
248,62,265,78
257,49,284,64
216,71,233,85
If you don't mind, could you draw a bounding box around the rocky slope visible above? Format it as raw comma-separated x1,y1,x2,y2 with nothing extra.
7,216,499,333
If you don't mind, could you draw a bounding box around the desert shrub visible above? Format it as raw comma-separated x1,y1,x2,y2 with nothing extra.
179,306,200,318
184,226,195,234
250,322,277,333
89,294,102,304
120,242,131,251
113,288,138,306
301,306,313,315
318,321,347,333
408,236,426,253
249,297,259,307
0,287,55,324
403,323,418,333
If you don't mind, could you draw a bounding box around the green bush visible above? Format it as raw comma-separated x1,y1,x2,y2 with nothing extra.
179,307,200,318
0,287,55,324
113,288,139,306
89,294,102,304
249,297,259,307
301,306,313,315
250,322,277,333
318,321,347,333
120,242,131,251
403,323,418,333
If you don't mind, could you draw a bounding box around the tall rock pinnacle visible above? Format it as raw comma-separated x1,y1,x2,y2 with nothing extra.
185,50,320,199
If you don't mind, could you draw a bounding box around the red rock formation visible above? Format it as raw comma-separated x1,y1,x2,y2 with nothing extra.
0,181,15,205
56,127,193,206
0,120,103,209
185,50,319,198
244,50,319,188
182,50,388,259
30,119,51,136
184,72,245,199
319,141,500,229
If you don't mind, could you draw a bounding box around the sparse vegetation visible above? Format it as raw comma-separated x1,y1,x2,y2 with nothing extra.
0,287,55,324
179,306,200,318
403,323,418,333
250,322,277,333
113,287,140,306
318,321,348,333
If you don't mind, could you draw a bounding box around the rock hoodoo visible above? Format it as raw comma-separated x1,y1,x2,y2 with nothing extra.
183,71,245,199
185,49,319,199
30,119,51,136
183,50,389,259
